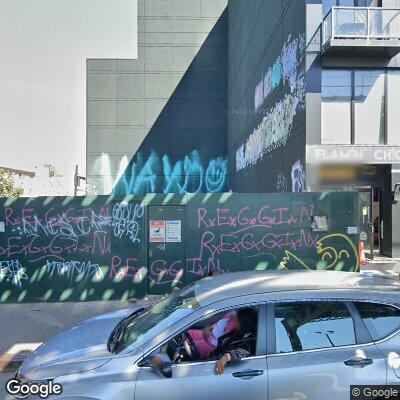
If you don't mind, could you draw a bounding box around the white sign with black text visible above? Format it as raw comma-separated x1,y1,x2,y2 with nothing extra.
307,145,400,164
166,220,181,243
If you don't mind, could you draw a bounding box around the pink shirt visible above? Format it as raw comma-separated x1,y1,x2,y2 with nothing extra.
206,312,236,346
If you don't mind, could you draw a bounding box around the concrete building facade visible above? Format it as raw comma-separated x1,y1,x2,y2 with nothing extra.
87,0,228,195
87,0,400,259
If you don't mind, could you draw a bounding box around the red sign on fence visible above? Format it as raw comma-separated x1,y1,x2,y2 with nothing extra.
149,220,166,242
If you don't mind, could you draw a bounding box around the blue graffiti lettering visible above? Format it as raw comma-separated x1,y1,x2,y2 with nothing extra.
271,57,282,89
121,153,159,194
115,151,228,195
239,34,306,171
254,34,305,112
206,157,228,192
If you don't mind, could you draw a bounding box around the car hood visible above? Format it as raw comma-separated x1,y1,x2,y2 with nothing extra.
20,306,141,381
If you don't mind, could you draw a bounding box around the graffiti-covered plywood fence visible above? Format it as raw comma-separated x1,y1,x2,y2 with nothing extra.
0,192,359,302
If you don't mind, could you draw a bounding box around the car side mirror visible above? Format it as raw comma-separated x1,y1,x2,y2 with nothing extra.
150,353,172,379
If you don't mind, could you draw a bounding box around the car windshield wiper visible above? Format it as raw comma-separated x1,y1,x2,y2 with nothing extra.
107,307,146,354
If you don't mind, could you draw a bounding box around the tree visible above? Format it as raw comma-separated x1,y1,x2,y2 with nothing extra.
0,169,23,197
44,163,62,177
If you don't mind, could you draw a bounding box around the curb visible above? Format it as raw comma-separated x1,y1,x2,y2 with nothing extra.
0,354,28,373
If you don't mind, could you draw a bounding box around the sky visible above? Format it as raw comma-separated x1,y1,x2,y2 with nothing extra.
0,0,137,182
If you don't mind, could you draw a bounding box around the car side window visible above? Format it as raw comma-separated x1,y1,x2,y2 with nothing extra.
144,306,259,366
274,301,356,354
354,302,400,341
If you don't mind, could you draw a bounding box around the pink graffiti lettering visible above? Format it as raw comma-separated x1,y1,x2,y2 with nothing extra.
197,205,315,229
149,259,183,285
109,256,144,281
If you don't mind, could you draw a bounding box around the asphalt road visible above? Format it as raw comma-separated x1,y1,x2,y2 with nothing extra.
0,301,134,399
0,300,132,361
0,372,13,399
0,297,160,399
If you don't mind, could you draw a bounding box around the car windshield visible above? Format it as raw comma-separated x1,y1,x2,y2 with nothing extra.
116,285,199,353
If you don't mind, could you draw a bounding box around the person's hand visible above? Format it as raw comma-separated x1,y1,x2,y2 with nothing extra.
214,353,230,375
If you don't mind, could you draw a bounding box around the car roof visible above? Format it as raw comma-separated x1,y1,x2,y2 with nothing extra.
194,270,400,306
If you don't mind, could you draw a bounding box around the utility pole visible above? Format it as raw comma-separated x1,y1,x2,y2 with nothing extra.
73,164,86,196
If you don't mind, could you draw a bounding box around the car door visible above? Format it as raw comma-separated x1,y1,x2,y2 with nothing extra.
267,300,386,400
134,302,268,400
353,301,400,384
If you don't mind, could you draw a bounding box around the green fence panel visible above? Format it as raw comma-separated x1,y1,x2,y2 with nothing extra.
0,192,359,302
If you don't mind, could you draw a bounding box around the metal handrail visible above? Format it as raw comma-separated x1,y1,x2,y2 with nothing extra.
322,6,400,45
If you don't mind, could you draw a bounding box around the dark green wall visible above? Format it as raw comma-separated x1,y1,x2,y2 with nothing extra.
0,192,359,302
228,0,307,193
0,196,147,302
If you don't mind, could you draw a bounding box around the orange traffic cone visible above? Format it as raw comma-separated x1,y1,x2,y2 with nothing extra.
359,241,368,265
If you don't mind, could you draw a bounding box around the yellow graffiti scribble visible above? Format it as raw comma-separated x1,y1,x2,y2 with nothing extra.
279,233,359,271
279,251,311,270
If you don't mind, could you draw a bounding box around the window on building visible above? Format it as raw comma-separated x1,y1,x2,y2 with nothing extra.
354,70,385,144
322,70,352,144
386,70,400,145
322,69,387,145
354,302,400,341
274,302,356,353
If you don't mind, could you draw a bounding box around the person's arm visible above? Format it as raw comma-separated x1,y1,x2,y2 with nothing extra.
214,348,251,375
214,353,230,375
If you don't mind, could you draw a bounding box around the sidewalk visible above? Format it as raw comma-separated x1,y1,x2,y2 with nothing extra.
361,256,400,278
0,297,160,373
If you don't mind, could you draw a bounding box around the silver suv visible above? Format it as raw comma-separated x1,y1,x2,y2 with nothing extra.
14,271,400,399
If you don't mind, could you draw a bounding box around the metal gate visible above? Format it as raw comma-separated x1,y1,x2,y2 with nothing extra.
147,205,187,295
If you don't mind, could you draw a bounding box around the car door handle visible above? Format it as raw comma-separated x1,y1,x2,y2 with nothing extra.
344,357,373,368
232,369,264,379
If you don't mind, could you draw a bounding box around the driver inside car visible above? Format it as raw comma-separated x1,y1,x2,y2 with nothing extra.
186,311,237,359
178,308,257,374
153,308,257,376
213,308,257,375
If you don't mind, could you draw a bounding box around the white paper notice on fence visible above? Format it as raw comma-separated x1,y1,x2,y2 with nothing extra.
166,220,181,243
347,226,358,235
149,220,166,242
